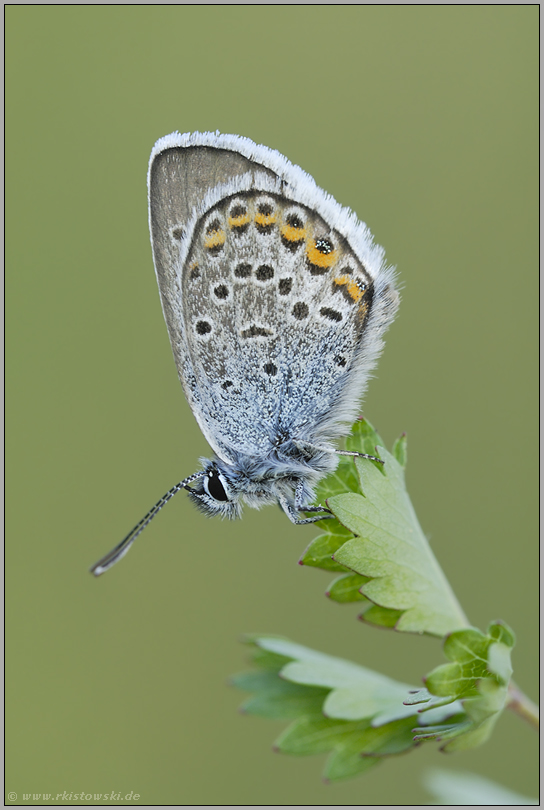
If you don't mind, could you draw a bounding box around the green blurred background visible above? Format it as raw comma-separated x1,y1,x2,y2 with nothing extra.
6,6,538,806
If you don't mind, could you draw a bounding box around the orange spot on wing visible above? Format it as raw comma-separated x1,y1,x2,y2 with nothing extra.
307,242,338,268
348,281,364,301
280,224,306,242
254,212,277,227
228,213,251,229
204,229,226,249
334,275,365,302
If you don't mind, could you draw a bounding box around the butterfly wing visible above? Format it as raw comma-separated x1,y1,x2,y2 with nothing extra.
148,133,398,464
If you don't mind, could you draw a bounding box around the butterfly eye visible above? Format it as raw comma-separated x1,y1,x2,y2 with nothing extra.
205,470,230,502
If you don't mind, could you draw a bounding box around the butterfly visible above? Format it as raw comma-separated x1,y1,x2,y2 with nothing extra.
90,132,398,575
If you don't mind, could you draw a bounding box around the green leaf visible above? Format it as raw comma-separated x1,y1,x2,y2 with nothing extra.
438,679,507,752
231,669,281,692
233,631,518,782
425,622,515,699
314,455,360,503
326,573,370,603
233,636,434,781
322,716,417,781
487,643,513,684
327,447,468,636
402,688,463,715
275,715,371,756
488,620,516,647
344,417,386,463
241,635,294,672
232,671,330,719
359,603,405,629
275,714,416,783
299,529,352,572
311,418,385,512
258,637,416,723
323,743,381,782
392,432,407,468
424,769,539,805
306,419,467,636
416,621,515,751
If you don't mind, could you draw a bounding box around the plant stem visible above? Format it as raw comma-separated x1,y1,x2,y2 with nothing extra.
507,681,539,730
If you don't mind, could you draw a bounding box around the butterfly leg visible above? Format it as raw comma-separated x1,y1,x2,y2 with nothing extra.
276,482,333,525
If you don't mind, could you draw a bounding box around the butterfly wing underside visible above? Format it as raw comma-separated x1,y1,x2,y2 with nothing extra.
148,133,398,463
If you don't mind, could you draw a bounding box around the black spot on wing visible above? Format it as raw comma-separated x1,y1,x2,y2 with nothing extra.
292,302,309,320
278,278,292,295
320,307,343,322
214,285,229,299
196,321,212,335
241,325,272,338
234,263,252,278
256,264,274,281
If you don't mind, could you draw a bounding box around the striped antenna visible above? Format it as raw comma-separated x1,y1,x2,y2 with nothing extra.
90,472,205,576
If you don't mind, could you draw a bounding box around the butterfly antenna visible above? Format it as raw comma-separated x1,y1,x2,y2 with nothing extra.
89,472,205,576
